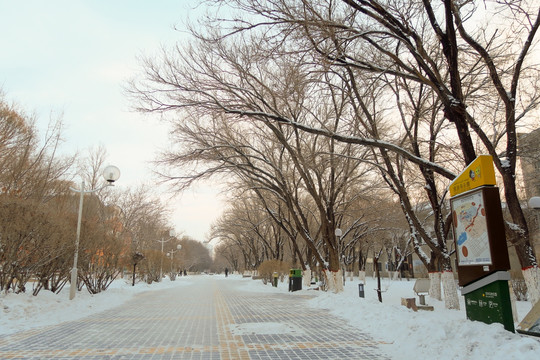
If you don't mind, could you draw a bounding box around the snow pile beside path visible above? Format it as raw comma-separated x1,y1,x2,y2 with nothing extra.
238,275,539,360
300,278,540,360
0,277,191,335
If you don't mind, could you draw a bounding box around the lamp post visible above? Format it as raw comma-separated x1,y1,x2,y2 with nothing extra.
158,230,176,281
167,244,182,275
69,165,121,300
335,228,344,285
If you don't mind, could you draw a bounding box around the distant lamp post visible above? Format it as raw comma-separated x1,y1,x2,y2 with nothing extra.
158,230,176,281
69,165,121,300
167,244,182,276
335,228,344,284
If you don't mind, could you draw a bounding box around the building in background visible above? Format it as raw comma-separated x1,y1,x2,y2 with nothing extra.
518,128,540,260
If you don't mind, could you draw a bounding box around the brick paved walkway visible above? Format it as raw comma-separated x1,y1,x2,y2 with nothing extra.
0,276,390,359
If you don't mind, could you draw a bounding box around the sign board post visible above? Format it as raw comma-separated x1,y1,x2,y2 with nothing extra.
449,155,514,332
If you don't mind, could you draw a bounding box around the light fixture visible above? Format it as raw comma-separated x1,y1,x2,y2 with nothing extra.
103,165,121,183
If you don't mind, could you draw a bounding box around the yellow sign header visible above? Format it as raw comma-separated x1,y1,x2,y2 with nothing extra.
449,155,496,197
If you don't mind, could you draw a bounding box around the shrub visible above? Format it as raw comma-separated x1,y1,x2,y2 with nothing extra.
257,260,291,284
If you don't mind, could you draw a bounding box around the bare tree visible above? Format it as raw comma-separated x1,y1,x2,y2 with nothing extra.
0,97,75,294
182,0,540,304
131,32,379,291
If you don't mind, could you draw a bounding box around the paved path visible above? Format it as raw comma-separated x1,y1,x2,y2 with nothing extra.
0,276,390,359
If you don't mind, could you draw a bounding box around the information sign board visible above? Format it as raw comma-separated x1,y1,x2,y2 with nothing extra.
450,187,510,285
452,189,492,266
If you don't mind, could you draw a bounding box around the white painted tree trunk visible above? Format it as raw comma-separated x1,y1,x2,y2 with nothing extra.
303,269,312,288
429,272,442,301
359,271,366,284
523,266,540,306
392,271,400,281
441,271,460,310
349,271,353,281
324,269,344,293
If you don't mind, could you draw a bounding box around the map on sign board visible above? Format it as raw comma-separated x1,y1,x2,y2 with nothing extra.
452,189,492,266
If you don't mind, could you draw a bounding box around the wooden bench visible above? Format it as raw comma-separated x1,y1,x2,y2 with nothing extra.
413,278,430,305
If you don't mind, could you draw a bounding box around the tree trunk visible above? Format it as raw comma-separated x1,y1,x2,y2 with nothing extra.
359,271,366,285
303,268,312,288
441,271,460,310
374,257,382,303
132,263,136,286
509,280,519,323
523,266,540,306
429,272,442,301
324,269,344,293
502,172,540,306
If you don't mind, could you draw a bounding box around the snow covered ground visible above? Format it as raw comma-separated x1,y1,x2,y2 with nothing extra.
1,274,539,359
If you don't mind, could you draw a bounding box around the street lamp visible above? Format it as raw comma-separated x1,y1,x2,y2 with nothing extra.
158,230,176,281
69,165,121,300
335,228,344,284
167,244,182,275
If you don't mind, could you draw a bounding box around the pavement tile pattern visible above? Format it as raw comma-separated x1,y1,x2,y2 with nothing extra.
0,277,389,359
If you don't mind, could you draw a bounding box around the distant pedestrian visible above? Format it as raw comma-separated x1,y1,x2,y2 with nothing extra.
225,268,229,277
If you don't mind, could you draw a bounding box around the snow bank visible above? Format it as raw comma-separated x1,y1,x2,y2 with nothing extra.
0,277,190,335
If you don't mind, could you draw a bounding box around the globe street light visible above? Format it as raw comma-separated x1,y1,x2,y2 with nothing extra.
158,230,176,281
69,165,121,300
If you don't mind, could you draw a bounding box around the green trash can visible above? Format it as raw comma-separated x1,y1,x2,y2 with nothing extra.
272,272,278,287
289,269,302,292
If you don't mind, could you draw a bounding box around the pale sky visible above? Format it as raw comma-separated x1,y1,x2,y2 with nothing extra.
0,0,225,241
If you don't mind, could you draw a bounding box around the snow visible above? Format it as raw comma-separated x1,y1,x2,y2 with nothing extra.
230,322,306,336
2,275,540,359
0,277,188,336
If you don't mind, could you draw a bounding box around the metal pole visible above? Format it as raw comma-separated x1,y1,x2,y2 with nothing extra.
70,180,85,300
67,165,119,299
160,237,164,282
